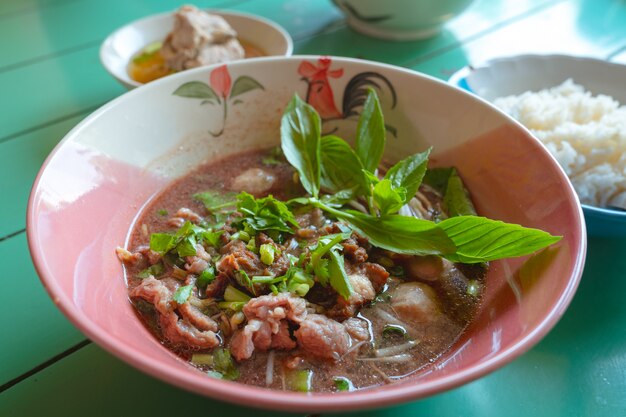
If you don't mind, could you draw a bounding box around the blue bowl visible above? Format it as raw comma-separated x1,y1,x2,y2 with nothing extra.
448,54,626,236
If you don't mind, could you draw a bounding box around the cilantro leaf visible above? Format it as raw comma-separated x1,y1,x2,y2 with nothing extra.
355,88,386,172
137,262,165,279
280,94,321,198
236,192,299,233
173,284,194,304
193,190,238,211
149,233,176,254
438,216,562,263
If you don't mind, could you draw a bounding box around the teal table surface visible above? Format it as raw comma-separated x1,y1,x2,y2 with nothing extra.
1,0,626,415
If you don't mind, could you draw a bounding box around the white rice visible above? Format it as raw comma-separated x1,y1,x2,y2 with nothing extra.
494,79,626,209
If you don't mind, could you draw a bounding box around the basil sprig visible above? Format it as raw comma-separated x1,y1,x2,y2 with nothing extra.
279,89,561,263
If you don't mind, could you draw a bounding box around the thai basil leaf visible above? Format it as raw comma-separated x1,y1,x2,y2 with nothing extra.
280,94,321,197
173,284,194,304
372,179,406,215
355,89,386,172
423,167,454,193
333,209,456,256
320,135,366,194
328,249,353,300
384,148,431,202
444,171,477,217
424,168,477,217
438,216,562,263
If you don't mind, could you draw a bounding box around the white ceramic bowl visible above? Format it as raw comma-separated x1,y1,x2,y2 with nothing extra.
28,56,585,412
100,9,293,89
448,54,626,236
331,0,474,40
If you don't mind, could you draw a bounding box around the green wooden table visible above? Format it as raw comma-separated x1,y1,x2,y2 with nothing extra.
2,0,626,415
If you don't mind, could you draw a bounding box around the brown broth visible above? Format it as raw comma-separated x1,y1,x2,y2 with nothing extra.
124,148,485,392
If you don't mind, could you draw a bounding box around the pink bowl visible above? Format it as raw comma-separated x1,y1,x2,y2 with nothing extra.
27,56,586,412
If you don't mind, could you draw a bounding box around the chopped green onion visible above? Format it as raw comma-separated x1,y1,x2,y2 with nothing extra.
137,262,165,279
260,243,277,265
173,284,194,304
196,266,216,289
213,348,239,381
157,208,168,216
333,377,353,392
206,370,223,379
286,369,313,392
231,231,251,242
389,265,406,278
382,324,408,339
191,353,214,366
467,280,480,297
217,301,246,311
223,285,251,303
246,237,257,252
251,275,279,284
234,270,255,294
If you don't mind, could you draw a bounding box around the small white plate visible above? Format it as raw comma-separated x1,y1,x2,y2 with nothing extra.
448,54,626,236
100,9,293,89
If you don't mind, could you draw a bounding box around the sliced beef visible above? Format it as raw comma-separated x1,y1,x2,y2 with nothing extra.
243,293,307,325
342,237,368,264
178,302,218,332
294,314,351,361
362,262,389,293
326,262,389,321
218,239,290,291
343,317,371,342
205,272,230,298
130,277,219,349
230,293,306,361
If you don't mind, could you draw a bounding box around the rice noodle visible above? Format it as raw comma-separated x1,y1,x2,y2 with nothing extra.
368,363,392,383
266,350,275,386
341,340,370,359
375,340,418,357
357,354,412,363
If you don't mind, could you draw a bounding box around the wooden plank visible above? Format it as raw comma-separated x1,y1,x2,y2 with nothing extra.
411,0,626,79
0,233,84,385
0,0,341,71
295,0,559,66
0,113,90,238
3,236,626,415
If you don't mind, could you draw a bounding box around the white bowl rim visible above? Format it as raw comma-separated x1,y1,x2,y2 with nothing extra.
28,55,587,412
99,8,294,89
